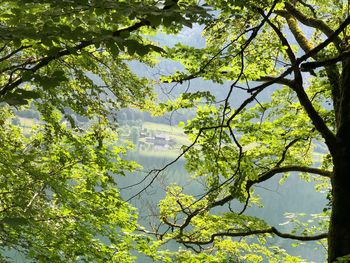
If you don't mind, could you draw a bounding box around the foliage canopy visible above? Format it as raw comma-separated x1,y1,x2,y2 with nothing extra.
1,0,350,263
0,0,205,261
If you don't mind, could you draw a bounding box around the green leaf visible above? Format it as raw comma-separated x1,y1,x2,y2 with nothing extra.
2,217,29,226
147,15,162,27
0,89,40,106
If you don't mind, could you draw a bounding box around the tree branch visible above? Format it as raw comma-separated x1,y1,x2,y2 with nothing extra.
279,11,315,54
236,165,332,214
248,166,332,188
248,15,350,94
284,2,343,51
162,0,279,84
207,165,332,215
255,76,294,86
0,45,31,63
301,50,350,70
260,10,337,153
180,226,327,245
278,6,342,111
0,19,150,97
275,138,301,167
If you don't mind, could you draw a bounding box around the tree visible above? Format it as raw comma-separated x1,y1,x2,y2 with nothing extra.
0,0,207,261
143,0,350,262
130,126,140,146
2,0,350,262
0,108,139,262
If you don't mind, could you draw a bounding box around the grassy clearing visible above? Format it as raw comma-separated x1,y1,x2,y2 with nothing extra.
138,149,184,159
136,121,191,157
142,121,189,144
142,122,184,135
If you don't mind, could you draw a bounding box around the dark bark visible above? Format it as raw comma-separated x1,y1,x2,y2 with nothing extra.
329,57,350,262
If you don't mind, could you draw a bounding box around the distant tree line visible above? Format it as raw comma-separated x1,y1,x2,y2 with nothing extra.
117,108,195,126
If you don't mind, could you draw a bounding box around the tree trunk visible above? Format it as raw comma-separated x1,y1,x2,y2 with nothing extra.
328,58,350,262
329,154,350,262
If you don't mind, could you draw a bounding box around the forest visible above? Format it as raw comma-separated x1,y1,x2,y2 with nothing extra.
0,0,349,262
